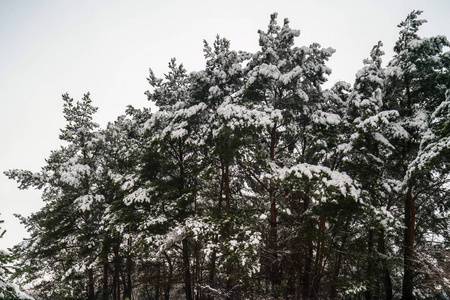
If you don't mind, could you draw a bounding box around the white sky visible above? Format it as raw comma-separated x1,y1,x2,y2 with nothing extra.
1,0,449,250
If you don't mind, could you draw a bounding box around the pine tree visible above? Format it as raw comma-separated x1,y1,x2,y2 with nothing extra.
98,106,153,300
226,13,361,298
384,10,450,299
5,93,106,299
344,41,399,299
4,10,449,300
190,36,259,298
145,59,203,300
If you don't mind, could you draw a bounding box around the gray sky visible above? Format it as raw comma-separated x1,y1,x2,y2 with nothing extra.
1,0,449,250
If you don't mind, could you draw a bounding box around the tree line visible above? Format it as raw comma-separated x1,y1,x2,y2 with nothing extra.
2,11,450,300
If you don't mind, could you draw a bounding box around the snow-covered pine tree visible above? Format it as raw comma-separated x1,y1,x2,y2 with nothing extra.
344,41,401,299
98,106,153,299
145,59,204,300
5,93,106,299
189,36,262,298
3,10,449,300
216,13,361,298
384,10,450,299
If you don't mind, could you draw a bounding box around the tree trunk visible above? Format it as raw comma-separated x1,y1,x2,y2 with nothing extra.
182,238,194,300
208,247,216,300
378,229,393,300
365,229,374,300
156,266,161,300
402,185,415,300
164,251,173,300
330,216,352,299
269,125,280,290
103,263,109,300
124,250,132,299
224,162,231,214
302,239,313,299
310,212,326,298
87,268,95,300
302,192,313,299
113,246,121,300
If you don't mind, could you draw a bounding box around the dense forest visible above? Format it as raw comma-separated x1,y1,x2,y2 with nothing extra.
1,11,449,300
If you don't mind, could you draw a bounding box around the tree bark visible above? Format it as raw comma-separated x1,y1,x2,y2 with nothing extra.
224,162,231,214
124,249,132,299
330,216,351,299
87,268,95,300
310,212,326,298
269,125,280,290
113,246,120,300
365,229,374,300
302,232,314,299
182,238,194,300
402,185,415,300
164,251,173,300
378,229,393,300
302,192,313,299
208,245,216,300
103,263,109,300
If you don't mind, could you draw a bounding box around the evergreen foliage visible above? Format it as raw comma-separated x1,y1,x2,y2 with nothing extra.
3,11,450,300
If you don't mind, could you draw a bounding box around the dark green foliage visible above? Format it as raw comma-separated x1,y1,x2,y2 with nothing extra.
4,11,450,300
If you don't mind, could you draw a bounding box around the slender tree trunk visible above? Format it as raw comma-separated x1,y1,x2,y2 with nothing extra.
156,266,161,300
365,229,374,300
330,216,352,299
113,246,121,300
224,161,231,214
220,158,234,299
269,180,279,283
103,263,109,300
208,246,216,300
311,212,326,298
402,73,415,300
269,124,280,291
402,185,415,300
194,241,202,300
302,192,313,299
165,287,170,300
219,162,224,215
164,251,173,300
302,237,313,299
87,268,95,300
378,229,393,300
182,238,194,300
124,251,132,299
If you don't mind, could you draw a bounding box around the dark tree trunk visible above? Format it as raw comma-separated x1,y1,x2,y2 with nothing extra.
113,246,121,300
269,124,280,290
182,238,194,300
164,251,173,300
330,216,352,299
207,248,216,300
156,266,161,300
87,268,95,300
103,263,109,300
365,229,374,300
402,185,415,300
310,212,326,299
224,162,231,214
302,193,313,299
124,249,132,300
378,229,393,300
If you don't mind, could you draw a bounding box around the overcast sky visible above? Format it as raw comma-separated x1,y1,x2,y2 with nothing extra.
1,0,449,250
